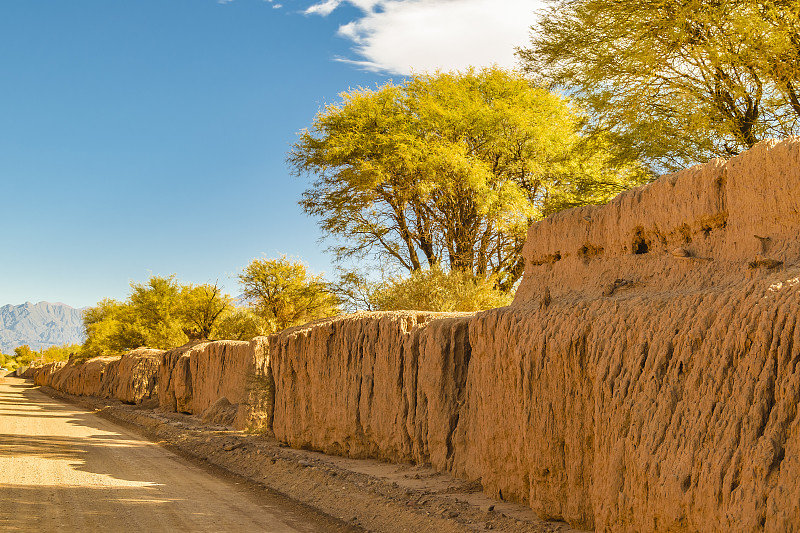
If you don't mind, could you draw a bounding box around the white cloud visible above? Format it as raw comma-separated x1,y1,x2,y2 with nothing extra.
306,0,543,74
305,0,343,16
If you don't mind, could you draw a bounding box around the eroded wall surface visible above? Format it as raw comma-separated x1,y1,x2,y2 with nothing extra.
267,139,800,531
115,348,163,403
32,349,163,404
270,311,472,469
157,339,272,430
463,138,800,531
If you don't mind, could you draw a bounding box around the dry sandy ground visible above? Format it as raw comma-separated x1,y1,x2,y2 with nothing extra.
0,375,584,533
0,376,356,532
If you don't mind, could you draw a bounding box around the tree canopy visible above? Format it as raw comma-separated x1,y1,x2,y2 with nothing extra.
519,0,800,171
238,256,340,332
290,67,646,291
332,265,513,313
13,345,37,366
80,262,341,357
82,276,242,356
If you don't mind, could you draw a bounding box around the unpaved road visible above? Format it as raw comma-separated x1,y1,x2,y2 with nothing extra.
0,376,354,532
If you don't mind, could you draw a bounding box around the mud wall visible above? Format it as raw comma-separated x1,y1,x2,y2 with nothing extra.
462,280,800,532
270,312,471,469
115,348,163,403
266,139,800,532
461,138,800,531
515,138,800,304
30,361,65,385
33,339,271,431
158,339,272,430
32,349,163,403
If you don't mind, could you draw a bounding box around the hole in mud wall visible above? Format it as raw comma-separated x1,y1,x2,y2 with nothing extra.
632,228,649,255
577,243,604,264
530,252,562,267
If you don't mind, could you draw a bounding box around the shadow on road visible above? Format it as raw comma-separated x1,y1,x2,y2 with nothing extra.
0,378,161,485
0,376,359,533
0,484,192,532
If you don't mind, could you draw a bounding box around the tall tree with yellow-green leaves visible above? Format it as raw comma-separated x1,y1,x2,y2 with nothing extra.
290,67,647,291
519,0,800,172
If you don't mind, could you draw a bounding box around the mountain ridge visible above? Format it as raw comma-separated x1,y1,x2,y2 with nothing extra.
0,301,85,354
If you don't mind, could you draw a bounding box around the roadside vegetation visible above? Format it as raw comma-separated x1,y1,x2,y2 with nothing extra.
78,258,336,356
1,343,83,369
0,352,18,370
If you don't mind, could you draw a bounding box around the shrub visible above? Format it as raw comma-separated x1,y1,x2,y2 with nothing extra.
371,266,513,312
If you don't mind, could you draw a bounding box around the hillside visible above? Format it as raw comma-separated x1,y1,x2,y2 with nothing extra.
0,302,85,354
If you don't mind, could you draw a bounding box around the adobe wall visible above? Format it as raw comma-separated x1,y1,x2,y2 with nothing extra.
463,138,800,530
157,338,272,430
267,139,800,531
269,311,472,469
515,138,800,304
34,339,271,432
32,349,162,403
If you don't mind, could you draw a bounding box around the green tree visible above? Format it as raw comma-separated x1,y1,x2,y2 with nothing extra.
519,0,800,171
213,308,270,341
329,269,382,313
238,256,339,332
1,352,20,370
127,275,185,349
82,298,142,357
82,276,242,356
290,67,646,290
13,345,37,366
40,344,82,362
177,282,233,340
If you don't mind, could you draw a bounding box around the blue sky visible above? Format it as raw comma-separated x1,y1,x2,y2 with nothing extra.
1,0,540,308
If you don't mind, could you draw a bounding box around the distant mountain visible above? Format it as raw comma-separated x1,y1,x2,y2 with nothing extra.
0,302,85,354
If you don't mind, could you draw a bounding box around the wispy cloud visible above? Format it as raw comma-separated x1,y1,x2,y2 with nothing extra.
304,0,343,16
304,0,543,74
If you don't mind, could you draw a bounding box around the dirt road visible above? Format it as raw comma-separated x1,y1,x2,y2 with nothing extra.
0,376,354,532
